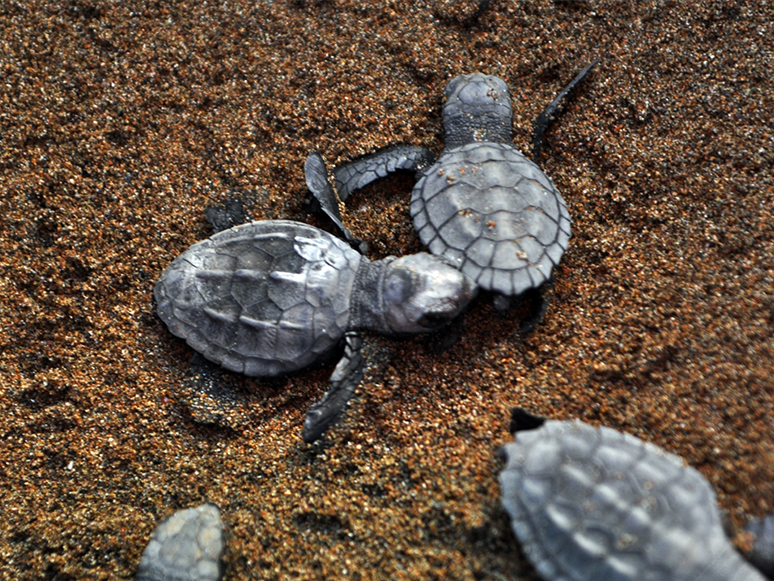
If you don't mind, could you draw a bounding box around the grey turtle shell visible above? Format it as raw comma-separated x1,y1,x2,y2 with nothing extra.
499,419,766,581
136,503,224,581
410,141,570,296
155,220,362,377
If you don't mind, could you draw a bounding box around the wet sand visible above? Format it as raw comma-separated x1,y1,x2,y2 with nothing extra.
0,1,772,579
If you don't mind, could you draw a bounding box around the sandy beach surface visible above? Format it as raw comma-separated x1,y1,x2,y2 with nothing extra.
1,1,772,579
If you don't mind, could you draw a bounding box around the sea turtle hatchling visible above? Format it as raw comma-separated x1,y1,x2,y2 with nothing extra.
498,409,767,581
154,152,476,442
331,63,596,330
135,503,224,581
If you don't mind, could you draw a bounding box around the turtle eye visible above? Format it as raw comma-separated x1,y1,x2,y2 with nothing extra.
383,269,413,303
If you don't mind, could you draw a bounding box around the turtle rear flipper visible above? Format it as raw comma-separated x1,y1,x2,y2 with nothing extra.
302,332,365,443
496,276,555,334
203,196,249,233
333,144,436,201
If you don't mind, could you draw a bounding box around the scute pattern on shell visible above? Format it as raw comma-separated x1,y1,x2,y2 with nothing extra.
499,419,766,581
155,220,363,377
135,503,224,581
410,142,570,296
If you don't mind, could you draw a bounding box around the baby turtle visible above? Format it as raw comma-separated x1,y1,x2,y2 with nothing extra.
332,63,596,330
135,503,224,581
498,408,767,581
155,153,476,442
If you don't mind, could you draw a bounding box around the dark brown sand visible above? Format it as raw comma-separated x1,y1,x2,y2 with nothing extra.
1,1,772,579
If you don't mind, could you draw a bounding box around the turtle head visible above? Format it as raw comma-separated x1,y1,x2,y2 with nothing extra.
381,253,477,334
443,73,513,150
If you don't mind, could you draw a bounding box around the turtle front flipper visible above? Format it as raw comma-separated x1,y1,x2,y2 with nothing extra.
302,332,365,443
531,59,599,161
305,151,362,250
333,144,436,201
